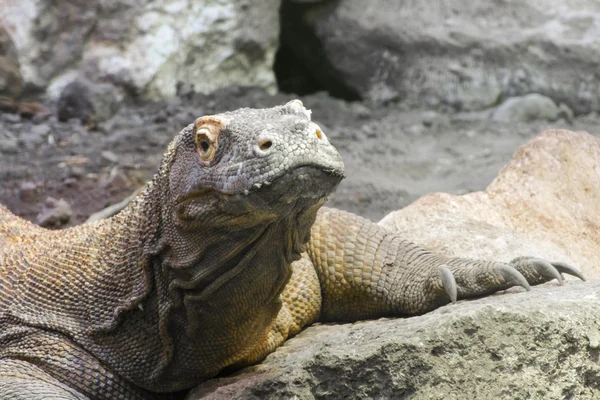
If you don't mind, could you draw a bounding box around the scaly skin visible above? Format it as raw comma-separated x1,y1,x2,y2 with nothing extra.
0,101,584,399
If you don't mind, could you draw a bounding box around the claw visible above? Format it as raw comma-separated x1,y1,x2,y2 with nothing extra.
552,262,586,282
529,258,564,286
497,264,530,291
440,267,457,303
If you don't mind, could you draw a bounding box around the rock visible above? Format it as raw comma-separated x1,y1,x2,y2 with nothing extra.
1,113,21,124
421,110,442,127
280,1,600,113
30,124,51,138
189,281,600,399
57,78,124,125
20,124,51,148
17,102,50,118
491,94,560,122
0,26,23,97
0,96,50,118
36,197,72,227
1,0,279,101
101,150,120,164
0,136,19,153
379,130,600,278
559,103,575,122
68,166,86,179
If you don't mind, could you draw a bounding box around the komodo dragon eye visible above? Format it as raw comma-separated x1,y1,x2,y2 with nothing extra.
195,125,217,162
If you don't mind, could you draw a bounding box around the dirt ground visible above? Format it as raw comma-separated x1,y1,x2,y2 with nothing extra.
1,87,599,226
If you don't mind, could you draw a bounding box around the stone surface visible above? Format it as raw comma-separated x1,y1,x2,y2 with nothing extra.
380,130,600,278
189,281,600,399
18,181,37,202
491,94,560,123
280,1,600,112
0,0,279,101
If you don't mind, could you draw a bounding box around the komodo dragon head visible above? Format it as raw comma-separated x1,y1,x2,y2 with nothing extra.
167,99,344,227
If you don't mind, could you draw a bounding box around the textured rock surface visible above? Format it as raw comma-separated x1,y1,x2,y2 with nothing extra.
380,130,600,278
0,0,279,100
189,281,600,399
281,1,600,112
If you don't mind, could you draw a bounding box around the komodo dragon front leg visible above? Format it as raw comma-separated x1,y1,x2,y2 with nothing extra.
307,207,583,320
235,206,584,367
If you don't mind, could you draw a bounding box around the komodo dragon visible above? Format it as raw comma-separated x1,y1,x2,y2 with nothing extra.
0,100,585,399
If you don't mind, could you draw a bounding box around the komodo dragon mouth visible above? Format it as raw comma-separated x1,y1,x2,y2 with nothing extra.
175,164,344,205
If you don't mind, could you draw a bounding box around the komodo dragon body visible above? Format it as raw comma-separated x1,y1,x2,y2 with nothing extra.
0,101,584,399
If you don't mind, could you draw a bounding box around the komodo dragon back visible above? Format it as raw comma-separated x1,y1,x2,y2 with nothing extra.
0,101,585,399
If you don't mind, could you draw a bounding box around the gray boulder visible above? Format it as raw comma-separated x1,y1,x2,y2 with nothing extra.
280,1,600,113
1,0,280,101
189,281,599,399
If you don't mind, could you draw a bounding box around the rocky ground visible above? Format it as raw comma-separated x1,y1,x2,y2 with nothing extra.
0,88,598,226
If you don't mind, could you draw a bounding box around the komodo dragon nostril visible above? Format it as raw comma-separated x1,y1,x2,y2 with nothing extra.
255,138,274,156
259,139,273,151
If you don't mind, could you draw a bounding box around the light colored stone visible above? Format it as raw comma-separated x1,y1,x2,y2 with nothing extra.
491,94,560,122
379,129,600,278
0,0,279,100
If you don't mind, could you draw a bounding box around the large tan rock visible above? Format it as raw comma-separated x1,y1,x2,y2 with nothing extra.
190,281,600,399
380,129,600,278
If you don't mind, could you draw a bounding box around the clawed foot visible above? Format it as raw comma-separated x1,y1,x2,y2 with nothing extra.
437,256,585,304
509,256,586,286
